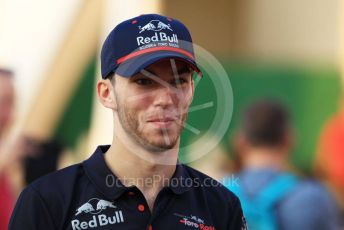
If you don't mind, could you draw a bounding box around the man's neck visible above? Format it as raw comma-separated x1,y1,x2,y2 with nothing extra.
104,134,179,209
105,143,178,185
104,136,179,211
242,148,288,170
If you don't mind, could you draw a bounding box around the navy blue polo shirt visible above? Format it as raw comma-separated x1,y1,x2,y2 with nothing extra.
9,145,246,230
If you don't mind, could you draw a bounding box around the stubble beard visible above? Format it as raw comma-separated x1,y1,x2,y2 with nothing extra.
116,98,188,153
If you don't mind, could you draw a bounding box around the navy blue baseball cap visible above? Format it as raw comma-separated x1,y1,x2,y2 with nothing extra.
100,14,202,79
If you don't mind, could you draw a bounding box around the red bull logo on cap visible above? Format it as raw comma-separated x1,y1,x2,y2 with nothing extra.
136,32,178,46
138,20,173,33
136,19,179,49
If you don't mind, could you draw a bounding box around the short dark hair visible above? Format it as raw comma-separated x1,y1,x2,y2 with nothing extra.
105,73,115,85
105,72,114,80
241,100,290,147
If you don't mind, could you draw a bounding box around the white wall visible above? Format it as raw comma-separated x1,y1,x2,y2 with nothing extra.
0,0,82,131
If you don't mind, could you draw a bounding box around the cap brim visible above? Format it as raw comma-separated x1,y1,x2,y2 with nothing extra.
115,51,202,78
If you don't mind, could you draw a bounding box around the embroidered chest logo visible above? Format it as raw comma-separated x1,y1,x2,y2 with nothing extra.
75,198,116,216
71,198,124,230
136,20,179,49
174,213,216,230
138,20,173,33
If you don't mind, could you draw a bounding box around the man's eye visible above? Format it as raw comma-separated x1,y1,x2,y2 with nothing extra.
173,78,187,86
136,78,153,85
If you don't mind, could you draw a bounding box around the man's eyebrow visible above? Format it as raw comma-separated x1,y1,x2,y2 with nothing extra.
141,69,156,77
130,69,156,80
176,66,192,75
134,66,191,79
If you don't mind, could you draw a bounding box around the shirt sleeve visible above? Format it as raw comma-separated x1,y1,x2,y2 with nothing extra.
9,186,55,230
227,196,248,230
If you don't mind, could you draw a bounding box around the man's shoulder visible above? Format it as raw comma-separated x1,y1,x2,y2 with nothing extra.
27,162,85,199
276,179,338,229
182,165,245,228
284,179,336,205
10,162,89,229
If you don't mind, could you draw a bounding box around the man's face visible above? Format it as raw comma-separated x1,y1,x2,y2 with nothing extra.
0,75,15,135
114,59,194,152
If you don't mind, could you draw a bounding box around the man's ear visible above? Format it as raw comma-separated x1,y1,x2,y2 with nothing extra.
96,79,117,110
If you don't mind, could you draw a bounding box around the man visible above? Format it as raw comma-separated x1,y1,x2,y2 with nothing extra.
9,14,246,229
223,100,338,230
0,68,15,229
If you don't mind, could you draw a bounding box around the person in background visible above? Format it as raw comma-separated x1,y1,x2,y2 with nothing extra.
223,100,339,230
0,68,16,229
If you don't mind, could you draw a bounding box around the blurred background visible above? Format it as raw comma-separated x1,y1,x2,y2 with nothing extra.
0,0,343,228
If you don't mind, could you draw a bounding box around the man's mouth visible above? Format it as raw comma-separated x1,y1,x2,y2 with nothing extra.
146,117,177,128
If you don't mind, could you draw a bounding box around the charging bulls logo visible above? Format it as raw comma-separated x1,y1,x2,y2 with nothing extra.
139,20,173,33
75,198,116,216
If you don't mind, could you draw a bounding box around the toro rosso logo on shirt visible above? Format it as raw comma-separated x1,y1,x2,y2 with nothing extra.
174,213,216,230
71,198,124,230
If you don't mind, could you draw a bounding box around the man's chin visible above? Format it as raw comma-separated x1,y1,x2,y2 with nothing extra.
142,137,179,152
146,143,177,152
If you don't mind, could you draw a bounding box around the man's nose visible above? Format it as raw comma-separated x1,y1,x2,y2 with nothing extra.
153,86,176,108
